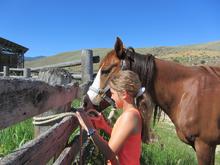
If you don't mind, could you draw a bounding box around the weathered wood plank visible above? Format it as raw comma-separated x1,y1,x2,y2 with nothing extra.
9,68,25,71
81,49,93,83
3,66,9,77
30,60,81,72
92,55,100,63
0,77,80,130
71,73,82,80
53,131,88,165
30,56,99,72
0,116,79,165
53,136,80,165
34,68,74,137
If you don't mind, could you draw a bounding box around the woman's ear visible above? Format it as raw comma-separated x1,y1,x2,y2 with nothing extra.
117,90,126,100
122,90,130,100
114,37,125,59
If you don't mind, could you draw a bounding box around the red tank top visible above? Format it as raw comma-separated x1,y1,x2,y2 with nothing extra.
108,108,142,165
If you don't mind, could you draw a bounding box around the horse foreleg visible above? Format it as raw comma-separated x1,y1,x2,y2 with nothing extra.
194,139,216,165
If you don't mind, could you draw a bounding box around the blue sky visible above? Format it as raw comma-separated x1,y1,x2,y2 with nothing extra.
1,0,219,57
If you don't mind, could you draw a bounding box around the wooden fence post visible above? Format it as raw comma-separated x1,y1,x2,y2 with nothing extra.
23,68,31,78
34,68,73,137
81,49,93,83
80,49,93,95
3,66,9,77
33,68,76,162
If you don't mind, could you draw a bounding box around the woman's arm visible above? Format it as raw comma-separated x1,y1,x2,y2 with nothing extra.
90,131,119,165
76,111,119,164
86,109,112,135
76,110,139,164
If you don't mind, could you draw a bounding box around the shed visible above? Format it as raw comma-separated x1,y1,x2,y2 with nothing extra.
0,37,28,71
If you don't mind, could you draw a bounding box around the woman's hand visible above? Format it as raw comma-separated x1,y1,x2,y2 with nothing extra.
76,109,112,135
87,109,112,134
90,114,109,130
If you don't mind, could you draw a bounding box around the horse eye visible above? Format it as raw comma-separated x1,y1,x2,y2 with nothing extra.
101,69,110,75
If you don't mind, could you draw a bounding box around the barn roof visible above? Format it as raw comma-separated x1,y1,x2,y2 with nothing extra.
0,37,28,55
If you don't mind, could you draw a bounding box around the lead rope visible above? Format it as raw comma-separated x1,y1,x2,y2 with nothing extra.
32,112,77,125
79,125,83,165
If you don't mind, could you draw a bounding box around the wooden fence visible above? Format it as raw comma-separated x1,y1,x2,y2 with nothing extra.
0,49,99,165
0,49,100,81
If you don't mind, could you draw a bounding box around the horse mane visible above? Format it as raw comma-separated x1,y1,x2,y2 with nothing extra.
126,48,155,97
126,48,160,124
199,65,220,80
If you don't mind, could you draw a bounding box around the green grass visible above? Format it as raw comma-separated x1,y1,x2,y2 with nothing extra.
0,119,34,157
141,121,197,165
141,120,220,165
216,153,220,165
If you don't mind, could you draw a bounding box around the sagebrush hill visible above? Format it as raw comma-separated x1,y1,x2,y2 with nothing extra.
25,41,220,69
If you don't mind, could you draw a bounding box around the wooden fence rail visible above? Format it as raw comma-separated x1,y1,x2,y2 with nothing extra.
0,116,79,165
0,78,79,130
0,49,98,164
30,55,99,72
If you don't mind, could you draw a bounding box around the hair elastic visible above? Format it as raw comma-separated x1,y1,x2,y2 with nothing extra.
136,87,145,98
134,87,145,106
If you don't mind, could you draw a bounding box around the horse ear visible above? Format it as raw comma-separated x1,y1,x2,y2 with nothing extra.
114,37,125,59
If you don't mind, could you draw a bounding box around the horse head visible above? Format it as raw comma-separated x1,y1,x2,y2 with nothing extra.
86,37,125,106
87,37,156,107
83,93,112,112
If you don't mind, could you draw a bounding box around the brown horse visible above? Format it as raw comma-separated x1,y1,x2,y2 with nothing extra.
86,37,220,165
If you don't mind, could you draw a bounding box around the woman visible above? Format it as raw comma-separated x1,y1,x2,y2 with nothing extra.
76,70,152,165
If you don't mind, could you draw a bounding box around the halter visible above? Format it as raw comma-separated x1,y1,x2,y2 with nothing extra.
93,55,129,106
120,60,127,70
89,85,115,107
120,47,134,70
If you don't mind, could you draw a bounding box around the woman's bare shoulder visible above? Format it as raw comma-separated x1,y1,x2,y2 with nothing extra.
120,109,140,123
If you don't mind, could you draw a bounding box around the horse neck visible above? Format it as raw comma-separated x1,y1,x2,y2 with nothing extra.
153,58,192,119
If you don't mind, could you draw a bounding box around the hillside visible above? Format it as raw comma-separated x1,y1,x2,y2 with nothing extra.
25,56,46,61
25,41,220,68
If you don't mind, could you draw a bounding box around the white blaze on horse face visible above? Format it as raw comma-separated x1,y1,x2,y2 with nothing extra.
87,68,102,105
